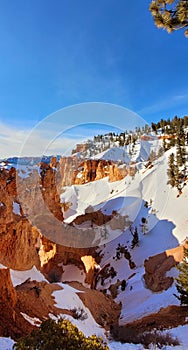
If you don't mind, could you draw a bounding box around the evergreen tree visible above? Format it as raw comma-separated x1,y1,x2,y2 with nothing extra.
174,159,184,194
140,217,148,235
121,279,127,291
151,122,157,133
176,142,186,167
149,0,188,38
163,138,167,152
175,243,188,305
131,227,139,249
167,153,176,187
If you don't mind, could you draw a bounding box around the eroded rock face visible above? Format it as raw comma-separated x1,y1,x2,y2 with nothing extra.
144,241,188,292
40,162,64,221
0,219,40,270
144,252,175,292
81,255,97,285
59,156,79,187
0,268,33,339
0,168,40,270
0,268,17,313
73,209,114,226
72,159,128,184
111,305,188,344
68,281,121,330
41,245,99,284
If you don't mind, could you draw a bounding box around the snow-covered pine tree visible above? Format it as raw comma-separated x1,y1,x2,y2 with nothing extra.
175,242,188,305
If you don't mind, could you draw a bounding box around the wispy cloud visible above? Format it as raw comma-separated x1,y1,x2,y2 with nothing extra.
0,122,80,158
138,91,188,117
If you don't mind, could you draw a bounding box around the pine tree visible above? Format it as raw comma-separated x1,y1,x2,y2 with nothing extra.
167,153,176,187
131,227,139,249
149,0,188,38
174,160,181,191
175,243,188,305
163,138,167,152
176,142,186,167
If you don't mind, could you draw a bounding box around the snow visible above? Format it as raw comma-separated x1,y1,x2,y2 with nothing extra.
16,165,33,179
108,342,144,350
93,147,130,164
20,313,41,326
1,138,188,350
116,267,179,324
52,283,106,338
13,202,21,215
61,174,142,226
10,266,47,287
108,325,188,349
59,140,188,339
165,325,188,350
0,338,14,350
0,263,6,269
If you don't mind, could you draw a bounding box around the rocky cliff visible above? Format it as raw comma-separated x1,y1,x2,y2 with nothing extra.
0,268,33,339
144,241,188,292
72,159,130,184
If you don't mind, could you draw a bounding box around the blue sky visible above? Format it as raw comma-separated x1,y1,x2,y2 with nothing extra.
0,0,188,157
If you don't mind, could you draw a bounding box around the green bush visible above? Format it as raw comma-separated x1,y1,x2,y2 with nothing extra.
13,318,109,350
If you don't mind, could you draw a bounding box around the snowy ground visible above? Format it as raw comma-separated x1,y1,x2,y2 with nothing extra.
0,338,14,350
1,138,188,349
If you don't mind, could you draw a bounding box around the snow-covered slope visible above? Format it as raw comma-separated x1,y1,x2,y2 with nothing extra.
59,139,188,348
92,136,162,163
1,136,188,349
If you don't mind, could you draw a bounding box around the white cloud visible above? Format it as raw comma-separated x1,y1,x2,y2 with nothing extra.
0,122,81,158
0,103,146,158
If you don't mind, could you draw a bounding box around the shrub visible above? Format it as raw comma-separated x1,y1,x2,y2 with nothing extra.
121,279,127,291
13,318,109,350
139,330,179,349
71,307,88,320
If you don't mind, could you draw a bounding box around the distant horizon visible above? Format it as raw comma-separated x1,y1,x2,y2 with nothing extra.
1,110,187,160
0,102,147,158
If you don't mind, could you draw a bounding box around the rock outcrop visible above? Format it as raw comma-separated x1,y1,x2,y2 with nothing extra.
59,156,79,187
0,268,33,339
0,167,40,269
40,162,64,221
41,244,100,284
144,252,175,292
72,159,129,184
111,305,188,344
68,281,121,330
144,241,188,292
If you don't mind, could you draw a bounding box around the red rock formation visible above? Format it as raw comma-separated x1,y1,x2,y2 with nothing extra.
111,305,188,343
73,209,113,226
71,143,88,154
0,168,40,270
144,252,175,292
144,241,188,292
41,244,100,284
0,268,33,339
69,281,121,330
40,162,64,221
59,156,79,187
73,159,128,184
